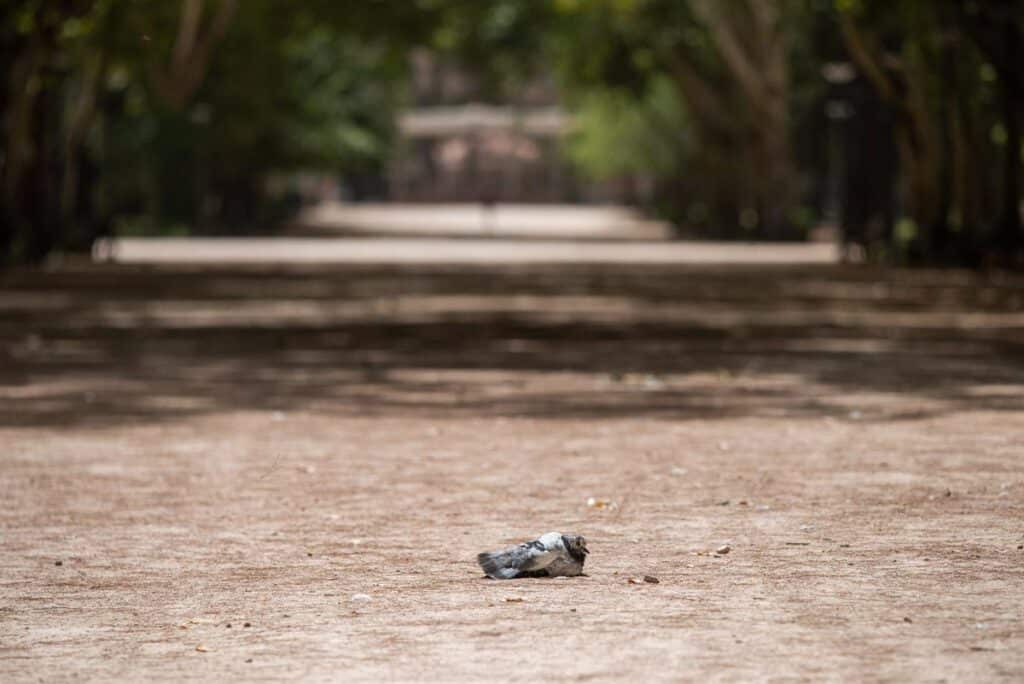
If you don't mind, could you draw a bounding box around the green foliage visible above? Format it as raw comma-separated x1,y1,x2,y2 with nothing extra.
50,1,422,235
426,0,559,101
567,76,687,181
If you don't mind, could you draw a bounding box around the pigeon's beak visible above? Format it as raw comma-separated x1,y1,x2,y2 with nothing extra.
581,544,590,555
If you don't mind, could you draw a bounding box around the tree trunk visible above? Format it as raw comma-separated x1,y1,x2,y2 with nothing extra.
691,0,795,238
996,15,1022,258
61,50,107,248
998,85,1021,256
150,0,238,111
931,35,956,261
840,12,942,258
25,88,57,263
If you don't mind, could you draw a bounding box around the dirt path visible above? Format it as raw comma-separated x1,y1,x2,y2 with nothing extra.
96,236,839,265
1,262,1023,681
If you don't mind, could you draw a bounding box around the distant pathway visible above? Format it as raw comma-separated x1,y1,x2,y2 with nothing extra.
294,202,673,240
97,237,839,264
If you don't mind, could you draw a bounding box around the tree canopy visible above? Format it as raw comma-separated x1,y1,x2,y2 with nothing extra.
1,0,1022,266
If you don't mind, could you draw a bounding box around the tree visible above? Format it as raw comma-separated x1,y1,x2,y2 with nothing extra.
837,0,1023,264
550,0,802,238
951,0,1023,257
0,0,443,263
1,0,97,261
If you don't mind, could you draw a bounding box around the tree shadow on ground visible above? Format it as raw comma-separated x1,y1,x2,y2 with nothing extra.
2,263,1024,428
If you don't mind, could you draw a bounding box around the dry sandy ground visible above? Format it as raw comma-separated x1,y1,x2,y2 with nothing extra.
1,260,1023,682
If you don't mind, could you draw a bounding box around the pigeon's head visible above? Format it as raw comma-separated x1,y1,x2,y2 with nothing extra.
564,535,589,558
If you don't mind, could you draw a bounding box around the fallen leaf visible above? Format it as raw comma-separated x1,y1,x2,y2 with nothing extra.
504,597,524,603
195,645,208,653
643,575,660,584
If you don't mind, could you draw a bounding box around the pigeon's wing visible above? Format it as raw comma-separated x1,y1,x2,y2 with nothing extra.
477,539,560,579
541,556,584,577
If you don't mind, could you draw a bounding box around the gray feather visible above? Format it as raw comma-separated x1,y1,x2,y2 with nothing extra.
541,556,585,577
477,542,550,579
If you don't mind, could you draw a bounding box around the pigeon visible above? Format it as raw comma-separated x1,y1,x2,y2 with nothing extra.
477,532,589,579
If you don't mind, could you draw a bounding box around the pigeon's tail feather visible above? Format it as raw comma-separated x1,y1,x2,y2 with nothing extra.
477,551,523,579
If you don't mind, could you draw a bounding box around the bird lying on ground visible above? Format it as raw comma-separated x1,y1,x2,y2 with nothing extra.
477,532,589,579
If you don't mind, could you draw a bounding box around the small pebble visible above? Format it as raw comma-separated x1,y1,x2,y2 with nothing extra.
54,560,63,566
245,658,253,663
715,545,731,555
226,623,232,628
244,622,251,628
903,617,913,623
350,593,373,603
643,575,660,584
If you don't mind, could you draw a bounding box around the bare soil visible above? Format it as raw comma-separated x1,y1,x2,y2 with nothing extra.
1,261,1023,681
